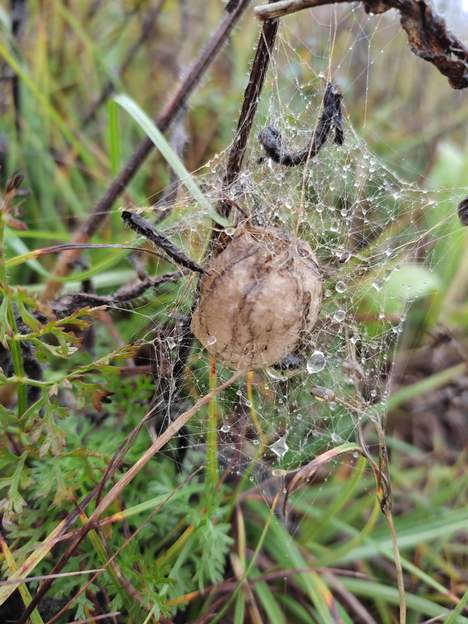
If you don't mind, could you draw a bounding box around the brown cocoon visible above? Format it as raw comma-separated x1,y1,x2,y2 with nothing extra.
191,225,322,369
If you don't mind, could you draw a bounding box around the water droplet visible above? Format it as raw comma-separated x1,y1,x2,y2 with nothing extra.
206,335,217,346
372,279,383,291
306,350,326,374
335,281,347,293
329,401,337,411
333,309,346,323
270,436,289,459
331,432,342,444
220,424,230,433
166,337,176,349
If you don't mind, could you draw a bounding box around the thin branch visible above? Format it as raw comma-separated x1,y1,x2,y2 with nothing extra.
10,0,26,136
54,272,181,316
217,8,280,219
255,0,346,19
254,0,468,90
42,0,252,301
66,613,121,624
122,210,204,273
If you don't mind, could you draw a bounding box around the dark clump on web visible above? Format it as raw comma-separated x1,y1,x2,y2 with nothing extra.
258,82,344,167
458,197,468,225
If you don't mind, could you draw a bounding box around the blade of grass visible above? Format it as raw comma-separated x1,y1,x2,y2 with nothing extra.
446,587,468,624
387,363,466,411
252,568,286,624
340,579,468,622
0,535,44,624
301,456,367,544
234,593,246,624
250,500,337,624
337,507,468,563
210,493,283,624
114,93,229,228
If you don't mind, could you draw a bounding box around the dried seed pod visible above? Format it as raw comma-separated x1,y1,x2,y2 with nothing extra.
191,225,322,369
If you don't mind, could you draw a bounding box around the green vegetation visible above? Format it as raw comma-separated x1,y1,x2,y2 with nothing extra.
0,2,467,622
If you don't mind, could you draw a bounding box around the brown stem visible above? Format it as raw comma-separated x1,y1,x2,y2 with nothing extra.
121,210,204,273
41,0,252,302
217,12,280,220
10,0,26,137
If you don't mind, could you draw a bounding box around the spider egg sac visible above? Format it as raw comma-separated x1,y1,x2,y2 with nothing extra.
191,225,322,369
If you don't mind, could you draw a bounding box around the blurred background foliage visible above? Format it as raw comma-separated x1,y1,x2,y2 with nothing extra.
0,1,467,622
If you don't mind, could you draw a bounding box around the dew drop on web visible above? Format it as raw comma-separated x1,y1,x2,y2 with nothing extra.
270,435,289,459
306,350,326,373
333,309,346,323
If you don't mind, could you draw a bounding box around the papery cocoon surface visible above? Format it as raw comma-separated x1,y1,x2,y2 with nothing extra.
192,225,322,369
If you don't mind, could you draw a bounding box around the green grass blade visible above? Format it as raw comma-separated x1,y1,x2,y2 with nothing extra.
340,578,468,622
446,587,468,624
114,94,230,228
252,572,286,624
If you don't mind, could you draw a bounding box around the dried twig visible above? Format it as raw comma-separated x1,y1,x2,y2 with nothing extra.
254,0,468,90
55,272,181,316
259,82,343,166
10,0,26,136
217,8,280,219
42,0,252,301
122,211,204,273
